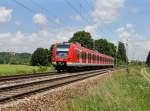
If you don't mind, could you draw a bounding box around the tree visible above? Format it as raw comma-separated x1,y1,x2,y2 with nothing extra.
69,31,94,49
30,48,49,66
146,51,150,66
10,57,17,64
116,42,127,65
48,44,54,64
95,39,116,57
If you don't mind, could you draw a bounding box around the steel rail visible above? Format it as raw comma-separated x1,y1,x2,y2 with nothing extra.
0,72,59,81
0,68,116,103
0,69,108,91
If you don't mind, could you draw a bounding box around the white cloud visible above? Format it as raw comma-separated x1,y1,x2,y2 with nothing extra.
116,24,150,61
0,26,80,53
0,7,13,24
52,27,78,43
33,13,48,25
0,29,52,52
92,0,124,24
71,15,82,21
14,21,21,26
84,25,98,38
128,7,139,14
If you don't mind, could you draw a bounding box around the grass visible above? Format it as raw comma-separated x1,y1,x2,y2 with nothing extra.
146,67,150,74
0,64,54,76
65,66,150,111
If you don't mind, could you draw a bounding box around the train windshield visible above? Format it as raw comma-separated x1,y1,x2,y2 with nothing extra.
56,44,70,58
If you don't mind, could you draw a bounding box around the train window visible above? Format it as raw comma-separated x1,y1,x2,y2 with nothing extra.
82,52,84,59
93,54,95,61
82,52,86,60
100,56,102,62
94,55,96,61
97,56,99,63
56,44,70,58
88,53,91,61
56,44,70,49
86,52,88,60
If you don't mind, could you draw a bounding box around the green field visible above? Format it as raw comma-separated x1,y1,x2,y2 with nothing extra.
65,66,150,111
0,64,54,76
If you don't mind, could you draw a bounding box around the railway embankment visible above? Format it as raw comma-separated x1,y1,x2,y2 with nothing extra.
65,66,150,111
0,69,124,111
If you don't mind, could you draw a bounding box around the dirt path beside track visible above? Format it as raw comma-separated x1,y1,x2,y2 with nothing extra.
141,68,150,81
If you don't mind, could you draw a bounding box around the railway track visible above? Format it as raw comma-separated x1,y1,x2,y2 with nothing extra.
0,68,117,104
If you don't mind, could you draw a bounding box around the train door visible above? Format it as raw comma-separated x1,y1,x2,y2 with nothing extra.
86,52,88,64
88,53,91,64
91,53,93,64
82,52,86,63
79,50,82,64
97,56,99,64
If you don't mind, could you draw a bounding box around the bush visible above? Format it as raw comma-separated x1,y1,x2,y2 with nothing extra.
30,48,49,66
37,66,48,72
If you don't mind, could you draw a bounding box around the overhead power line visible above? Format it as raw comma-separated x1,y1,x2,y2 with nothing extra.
65,0,91,25
12,0,36,14
12,0,63,27
65,0,81,16
29,0,68,26
30,0,58,20
85,0,92,9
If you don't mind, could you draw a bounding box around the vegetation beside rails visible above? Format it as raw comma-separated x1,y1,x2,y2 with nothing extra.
65,66,150,111
0,64,54,76
146,67,150,74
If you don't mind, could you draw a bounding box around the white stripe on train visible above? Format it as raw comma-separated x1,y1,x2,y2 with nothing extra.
52,62,114,66
67,62,114,66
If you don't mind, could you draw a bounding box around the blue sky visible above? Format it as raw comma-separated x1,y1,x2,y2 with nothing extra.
0,0,150,61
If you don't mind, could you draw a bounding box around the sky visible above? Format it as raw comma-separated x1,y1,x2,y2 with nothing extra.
0,0,150,61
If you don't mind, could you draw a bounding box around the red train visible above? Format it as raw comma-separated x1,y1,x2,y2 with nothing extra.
50,42,114,72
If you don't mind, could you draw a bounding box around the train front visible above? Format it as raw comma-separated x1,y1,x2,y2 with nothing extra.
51,43,71,72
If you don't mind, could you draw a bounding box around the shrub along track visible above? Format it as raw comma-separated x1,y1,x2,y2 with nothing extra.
0,68,117,104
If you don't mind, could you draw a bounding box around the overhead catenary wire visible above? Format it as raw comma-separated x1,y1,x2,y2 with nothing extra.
12,0,103,38
85,0,93,9
29,0,66,26
77,0,104,38
65,0,106,50
12,0,36,14
12,0,43,31
12,0,62,27
65,0,91,25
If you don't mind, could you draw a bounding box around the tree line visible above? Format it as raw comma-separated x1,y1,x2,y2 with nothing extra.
69,31,127,65
0,31,128,66
30,31,127,66
0,52,31,65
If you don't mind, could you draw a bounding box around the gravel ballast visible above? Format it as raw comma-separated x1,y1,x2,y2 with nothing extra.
0,70,124,111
